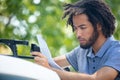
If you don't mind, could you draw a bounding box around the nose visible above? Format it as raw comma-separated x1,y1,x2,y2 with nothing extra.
75,28,82,38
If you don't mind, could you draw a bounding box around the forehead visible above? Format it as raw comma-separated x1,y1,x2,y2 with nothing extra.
73,14,89,25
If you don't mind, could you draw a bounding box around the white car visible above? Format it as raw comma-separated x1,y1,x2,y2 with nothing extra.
0,55,60,80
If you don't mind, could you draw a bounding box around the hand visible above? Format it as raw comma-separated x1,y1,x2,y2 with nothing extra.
31,52,51,69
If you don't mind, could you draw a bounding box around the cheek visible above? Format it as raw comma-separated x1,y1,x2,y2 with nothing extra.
83,29,94,40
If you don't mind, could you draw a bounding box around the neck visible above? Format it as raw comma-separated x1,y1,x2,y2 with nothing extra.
92,35,107,54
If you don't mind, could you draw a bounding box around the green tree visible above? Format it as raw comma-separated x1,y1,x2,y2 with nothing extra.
0,0,120,57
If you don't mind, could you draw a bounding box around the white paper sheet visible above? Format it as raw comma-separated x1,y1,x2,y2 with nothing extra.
36,34,63,70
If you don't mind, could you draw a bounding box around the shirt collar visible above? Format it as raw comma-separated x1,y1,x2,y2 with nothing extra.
87,36,115,58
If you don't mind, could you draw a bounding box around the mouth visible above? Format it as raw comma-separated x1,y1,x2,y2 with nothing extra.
78,38,86,44
80,40,86,44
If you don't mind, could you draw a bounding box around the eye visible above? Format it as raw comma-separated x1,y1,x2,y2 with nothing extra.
79,25,86,30
73,24,87,31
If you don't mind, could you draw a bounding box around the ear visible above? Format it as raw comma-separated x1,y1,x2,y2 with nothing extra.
97,23,102,31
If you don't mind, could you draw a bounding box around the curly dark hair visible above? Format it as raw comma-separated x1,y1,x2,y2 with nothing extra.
62,0,116,38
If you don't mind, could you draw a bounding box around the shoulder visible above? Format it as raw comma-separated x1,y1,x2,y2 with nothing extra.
104,40,120,72
109,40,120,55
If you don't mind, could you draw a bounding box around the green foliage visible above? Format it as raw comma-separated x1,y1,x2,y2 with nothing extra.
0,0,120,57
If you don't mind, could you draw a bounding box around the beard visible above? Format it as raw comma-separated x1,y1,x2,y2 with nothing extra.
80,30,99,49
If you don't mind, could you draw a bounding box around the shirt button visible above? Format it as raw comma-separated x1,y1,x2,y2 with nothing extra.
93,67,95,69
93,60,95,62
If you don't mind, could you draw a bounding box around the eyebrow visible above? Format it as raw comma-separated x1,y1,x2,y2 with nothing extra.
73,24,86,28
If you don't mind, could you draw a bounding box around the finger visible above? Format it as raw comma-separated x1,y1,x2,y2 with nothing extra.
35,61,45,66
34,56,44,62
32,52,45,57
34,56,47,66
31,52,39,56
34,56,47,63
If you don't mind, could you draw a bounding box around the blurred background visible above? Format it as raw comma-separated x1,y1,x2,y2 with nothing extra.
0,0,120,58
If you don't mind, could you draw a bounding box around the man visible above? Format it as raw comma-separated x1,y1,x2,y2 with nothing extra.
32,0,120,80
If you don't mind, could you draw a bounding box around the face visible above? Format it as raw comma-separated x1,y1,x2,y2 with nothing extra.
73,14,99,49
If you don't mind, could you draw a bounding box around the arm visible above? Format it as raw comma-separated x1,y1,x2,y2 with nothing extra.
54,55,70,67
31,52,70,68
52,66,118,80
31,52,118,80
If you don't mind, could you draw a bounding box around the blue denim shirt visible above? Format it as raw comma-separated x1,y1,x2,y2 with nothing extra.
66,36,120,79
